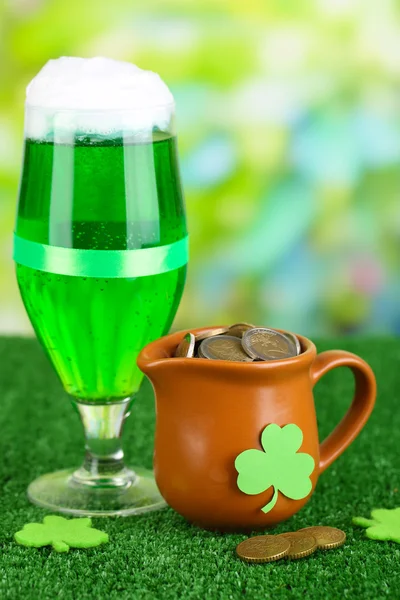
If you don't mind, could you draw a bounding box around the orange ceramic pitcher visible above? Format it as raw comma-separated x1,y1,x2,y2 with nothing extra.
138,327,376,531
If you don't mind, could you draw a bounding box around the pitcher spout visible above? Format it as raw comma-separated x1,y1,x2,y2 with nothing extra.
137,329,190,382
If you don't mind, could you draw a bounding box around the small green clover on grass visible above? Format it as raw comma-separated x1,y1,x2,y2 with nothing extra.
15,515,109,552
235,423,315,513
353,508,400,543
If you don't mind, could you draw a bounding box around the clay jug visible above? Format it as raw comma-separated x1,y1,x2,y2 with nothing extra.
138,327,376,531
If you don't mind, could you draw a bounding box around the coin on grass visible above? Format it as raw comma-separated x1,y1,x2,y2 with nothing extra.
278,532,317,560
227,323,256,338
199,335,253,362
195,327,228,342
174,333,195,358
298,526,346,550
236,535,290,564
242,328,297,361
283,331,301,355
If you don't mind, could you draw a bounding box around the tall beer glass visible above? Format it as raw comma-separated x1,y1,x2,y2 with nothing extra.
13,58,188,515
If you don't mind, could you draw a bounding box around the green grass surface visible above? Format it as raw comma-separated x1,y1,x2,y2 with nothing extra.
0,336,399,599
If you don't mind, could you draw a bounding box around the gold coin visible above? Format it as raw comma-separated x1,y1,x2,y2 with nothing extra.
282,331,301,355
242,328,297,361
236,535,290,563
199,335,253,362
227,323,256,338
197,344,205,358
278,532,317,560
195,327,228,342
298,527,346,550
174,333,196,358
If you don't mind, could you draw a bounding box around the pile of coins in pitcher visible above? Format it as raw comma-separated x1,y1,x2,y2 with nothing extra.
174,323,301,362
236,526,346,563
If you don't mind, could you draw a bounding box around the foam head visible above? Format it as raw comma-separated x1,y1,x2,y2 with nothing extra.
25,57,175,140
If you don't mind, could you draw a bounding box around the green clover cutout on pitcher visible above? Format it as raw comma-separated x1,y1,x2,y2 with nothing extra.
235,423,315,514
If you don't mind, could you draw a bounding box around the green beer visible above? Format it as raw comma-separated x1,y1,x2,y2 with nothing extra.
16,133,186,400
15,56,185,515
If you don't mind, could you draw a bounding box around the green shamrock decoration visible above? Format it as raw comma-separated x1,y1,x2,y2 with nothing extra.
235,423,315,513
15,515,109,552
353,508,400,543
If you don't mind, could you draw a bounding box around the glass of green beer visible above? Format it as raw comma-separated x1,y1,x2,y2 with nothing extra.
14,57,188,515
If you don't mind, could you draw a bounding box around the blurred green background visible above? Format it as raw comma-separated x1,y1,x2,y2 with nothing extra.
1,0,400,337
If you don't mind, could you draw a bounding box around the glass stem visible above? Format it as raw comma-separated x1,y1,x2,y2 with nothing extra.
72,398,133,488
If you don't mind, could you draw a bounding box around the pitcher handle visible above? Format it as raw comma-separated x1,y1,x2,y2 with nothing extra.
310,350,376,474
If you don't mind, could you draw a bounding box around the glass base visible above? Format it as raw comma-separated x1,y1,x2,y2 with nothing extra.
27,466,166,516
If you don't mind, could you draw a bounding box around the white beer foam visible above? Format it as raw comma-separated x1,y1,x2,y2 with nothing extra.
25,57,174,139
